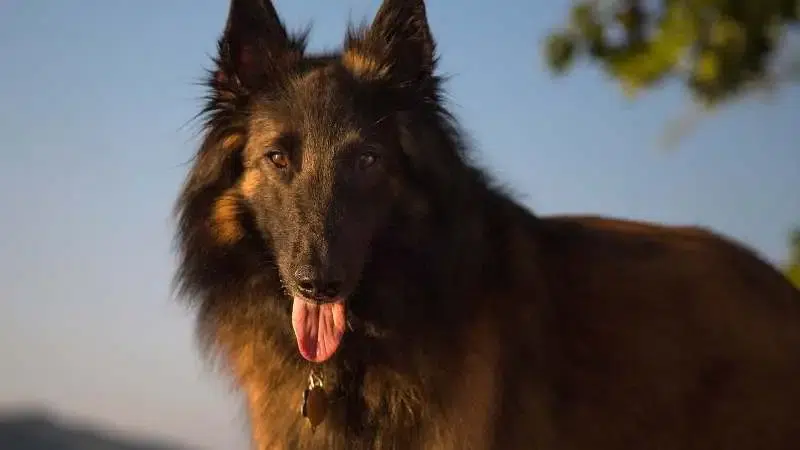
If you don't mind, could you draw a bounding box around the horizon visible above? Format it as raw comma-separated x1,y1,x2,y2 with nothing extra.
1,1,798,449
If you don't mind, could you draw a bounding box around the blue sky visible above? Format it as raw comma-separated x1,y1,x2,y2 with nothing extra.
0,1,797,448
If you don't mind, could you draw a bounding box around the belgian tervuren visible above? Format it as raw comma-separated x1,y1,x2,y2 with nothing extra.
173,0,800,448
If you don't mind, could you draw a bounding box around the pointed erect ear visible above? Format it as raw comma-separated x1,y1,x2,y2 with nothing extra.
217,0,304,89
344,0,436,84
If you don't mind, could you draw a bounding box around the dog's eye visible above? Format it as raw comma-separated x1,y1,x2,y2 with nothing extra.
265,149,289,169
357,151,379,170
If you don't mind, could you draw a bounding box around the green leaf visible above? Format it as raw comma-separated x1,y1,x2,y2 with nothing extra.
544,32,578,74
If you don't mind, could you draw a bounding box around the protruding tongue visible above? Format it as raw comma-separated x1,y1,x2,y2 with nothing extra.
291,296,347,362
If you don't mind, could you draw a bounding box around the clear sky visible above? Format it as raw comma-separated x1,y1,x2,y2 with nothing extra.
0,1,798,449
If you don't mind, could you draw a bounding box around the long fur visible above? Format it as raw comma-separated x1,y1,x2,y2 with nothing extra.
173,1,800,449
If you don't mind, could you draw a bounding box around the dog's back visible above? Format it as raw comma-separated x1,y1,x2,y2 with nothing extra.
489,215,800,449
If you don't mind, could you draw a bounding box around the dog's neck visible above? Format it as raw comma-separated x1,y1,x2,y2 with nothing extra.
298,177,524,436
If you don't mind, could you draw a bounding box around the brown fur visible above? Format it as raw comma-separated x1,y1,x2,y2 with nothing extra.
173,1,800,449
341,50,391,81
211,188,243,244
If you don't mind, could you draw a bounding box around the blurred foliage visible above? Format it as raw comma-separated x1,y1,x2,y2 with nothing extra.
786,228,800,289
544,2,799,289
544,0,800,107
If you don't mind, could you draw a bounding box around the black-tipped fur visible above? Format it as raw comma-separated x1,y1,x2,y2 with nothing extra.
173,1,800,449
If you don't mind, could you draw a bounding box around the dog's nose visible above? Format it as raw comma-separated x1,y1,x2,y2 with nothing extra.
293,265,343,300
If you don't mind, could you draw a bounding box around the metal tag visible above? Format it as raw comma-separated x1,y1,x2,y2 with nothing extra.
301,371,328,430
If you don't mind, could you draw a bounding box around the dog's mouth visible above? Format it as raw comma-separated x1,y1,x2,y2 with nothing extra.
291,295,347,363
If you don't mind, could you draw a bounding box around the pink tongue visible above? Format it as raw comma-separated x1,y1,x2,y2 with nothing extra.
291,296,347,362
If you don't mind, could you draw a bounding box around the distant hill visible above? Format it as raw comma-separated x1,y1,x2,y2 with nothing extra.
0,410,192,450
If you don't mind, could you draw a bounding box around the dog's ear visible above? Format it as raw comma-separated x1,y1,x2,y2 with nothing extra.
216,0,304,90
345,0,436,84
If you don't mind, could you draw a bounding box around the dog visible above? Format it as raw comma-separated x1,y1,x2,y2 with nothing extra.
173,0,800,448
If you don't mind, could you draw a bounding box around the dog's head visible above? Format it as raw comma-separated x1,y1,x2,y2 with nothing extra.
177,0,469,363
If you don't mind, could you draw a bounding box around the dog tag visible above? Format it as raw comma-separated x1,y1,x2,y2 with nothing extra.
302,385,328,428
301,371,328,429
